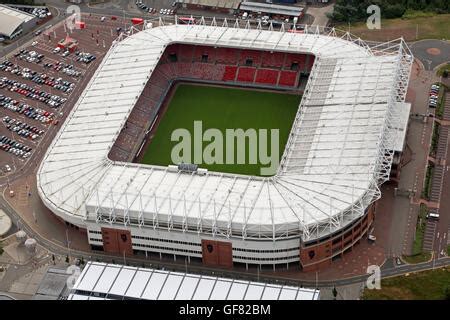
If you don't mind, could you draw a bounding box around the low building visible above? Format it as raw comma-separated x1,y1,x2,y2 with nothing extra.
177,0,242,14
69,261,320,300
0,4,37,40
239,1,304,19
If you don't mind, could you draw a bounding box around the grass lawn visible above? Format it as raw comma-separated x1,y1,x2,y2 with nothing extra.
362,267,450,300
336,14,450,42
435,83,446,119
422,163,434,199
410,204,428,255
141,84,300,176
402,252,431,264
402,203,433,265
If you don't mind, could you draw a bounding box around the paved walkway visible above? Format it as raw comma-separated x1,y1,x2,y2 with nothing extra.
427,90,450,257
307,3,335,27
389,67,438,256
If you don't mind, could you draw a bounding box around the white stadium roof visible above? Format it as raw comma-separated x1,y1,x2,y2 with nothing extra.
37,17,413,242
68,261,320,300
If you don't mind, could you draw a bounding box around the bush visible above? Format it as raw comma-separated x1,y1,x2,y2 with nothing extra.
422,163,434,200
402,9,436,19
430,122,440,157
437,64,450,77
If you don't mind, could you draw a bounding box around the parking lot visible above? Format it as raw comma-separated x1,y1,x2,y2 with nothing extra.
135,0,177,16
0,13,132,177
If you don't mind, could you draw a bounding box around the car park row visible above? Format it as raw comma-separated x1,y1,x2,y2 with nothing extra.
10,5,51,19
1,12,120,175
43,61,82,78
0,135,32,159
52,46,97,64
14,49,45,64
135,1,176,15
0,94,55,124
15,47,85,79
429,84,440,108
0,76,66,108
2,116,45,140
0,60,75,93
75,51,97,64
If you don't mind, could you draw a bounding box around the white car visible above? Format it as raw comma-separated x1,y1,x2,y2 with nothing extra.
5,165,11,172
32,41,38,46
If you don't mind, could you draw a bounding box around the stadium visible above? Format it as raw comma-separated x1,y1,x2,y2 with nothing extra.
37,17,413,271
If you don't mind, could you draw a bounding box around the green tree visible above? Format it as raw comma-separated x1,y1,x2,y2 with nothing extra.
329,0,449,23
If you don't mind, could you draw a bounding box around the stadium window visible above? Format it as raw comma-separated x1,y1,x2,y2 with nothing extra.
245,58,253,66
201,54,208,63
290,62,299,71
169,53,177,62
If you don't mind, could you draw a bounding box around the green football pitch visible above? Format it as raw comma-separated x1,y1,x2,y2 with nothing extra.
140,83,301,176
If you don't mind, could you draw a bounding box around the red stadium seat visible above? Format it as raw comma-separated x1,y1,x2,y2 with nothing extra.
255,69,279,85
174,63,192,77
223,66,238,81
237,67,256,82
278,71,298,87
191,63,225,81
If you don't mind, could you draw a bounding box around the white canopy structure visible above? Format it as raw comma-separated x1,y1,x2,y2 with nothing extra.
37,17,412,244
69,261,320,300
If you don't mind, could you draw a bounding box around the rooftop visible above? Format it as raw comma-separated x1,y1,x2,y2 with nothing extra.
0,4,35,38
239,1,304,17
69,261,320,300
37,19,413,242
